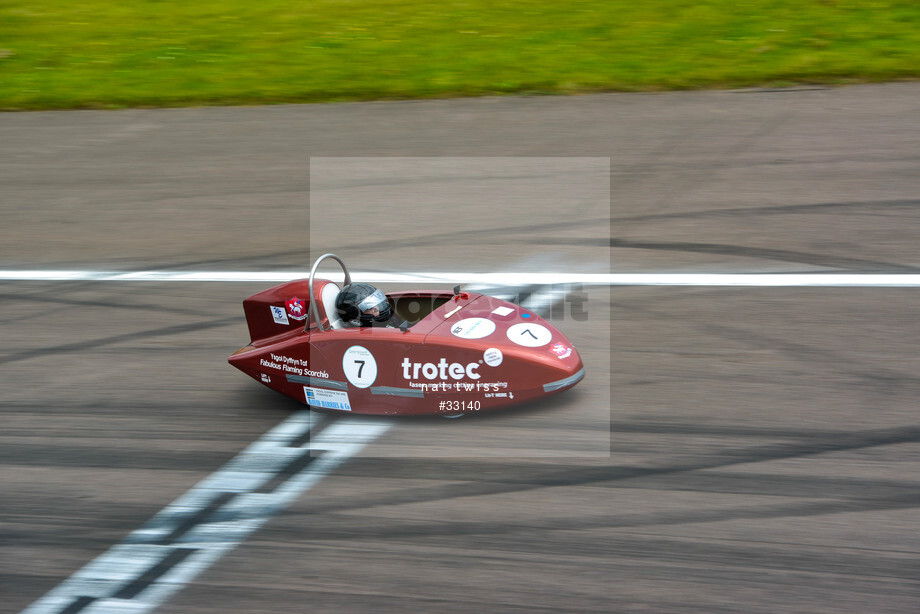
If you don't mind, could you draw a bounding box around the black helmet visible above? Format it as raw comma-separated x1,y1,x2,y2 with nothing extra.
336,283,392,324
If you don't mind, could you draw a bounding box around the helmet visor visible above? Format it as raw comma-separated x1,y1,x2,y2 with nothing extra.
357,289,388,314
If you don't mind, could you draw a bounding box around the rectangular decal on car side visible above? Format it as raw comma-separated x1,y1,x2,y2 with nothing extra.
270,305,290,325
303,386,352,411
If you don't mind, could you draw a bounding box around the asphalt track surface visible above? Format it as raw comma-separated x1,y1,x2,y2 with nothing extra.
3,83,920,613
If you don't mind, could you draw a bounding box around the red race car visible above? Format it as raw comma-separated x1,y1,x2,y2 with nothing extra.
229,254,585,416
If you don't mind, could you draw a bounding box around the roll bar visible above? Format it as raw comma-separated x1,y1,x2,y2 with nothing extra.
307,253,351,332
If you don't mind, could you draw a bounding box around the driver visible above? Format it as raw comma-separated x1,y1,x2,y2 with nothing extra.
335,282,404,328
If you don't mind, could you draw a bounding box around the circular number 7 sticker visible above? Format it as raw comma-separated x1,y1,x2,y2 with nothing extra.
506,322,552,347
343,345,377,388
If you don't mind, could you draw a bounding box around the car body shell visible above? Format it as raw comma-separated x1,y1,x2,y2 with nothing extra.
228,256,584,416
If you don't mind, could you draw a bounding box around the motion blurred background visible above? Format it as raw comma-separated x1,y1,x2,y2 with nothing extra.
2,2,920,613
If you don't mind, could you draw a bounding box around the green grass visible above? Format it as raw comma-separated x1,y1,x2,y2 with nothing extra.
2,0,919,109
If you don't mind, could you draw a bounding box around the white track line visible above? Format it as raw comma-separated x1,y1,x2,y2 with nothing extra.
13,263,915,613
2,270,920,286
22,415,391,614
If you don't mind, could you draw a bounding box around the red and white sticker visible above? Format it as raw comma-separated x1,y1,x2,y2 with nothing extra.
550,342,573,359
450,317,496,339
286,297,307,321
506,322,552,347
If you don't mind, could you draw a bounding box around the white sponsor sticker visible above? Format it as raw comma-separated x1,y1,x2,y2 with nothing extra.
343,345,377,388
506,322,552,347
303,386,352,411
261,373,271,383
483,347,503,367
450,317,496,339
270,305,289,325
491,305,514,317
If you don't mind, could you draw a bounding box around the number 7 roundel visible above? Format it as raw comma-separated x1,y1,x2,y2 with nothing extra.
342,345,377,388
